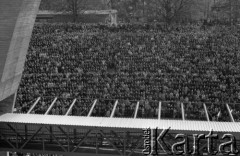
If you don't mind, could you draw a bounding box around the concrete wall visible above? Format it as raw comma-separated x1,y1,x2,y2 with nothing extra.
0,0,41,102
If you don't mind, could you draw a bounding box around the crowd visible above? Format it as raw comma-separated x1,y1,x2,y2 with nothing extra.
15,23,240,122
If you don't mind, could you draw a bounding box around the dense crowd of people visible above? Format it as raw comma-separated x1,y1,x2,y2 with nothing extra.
15,23,240,122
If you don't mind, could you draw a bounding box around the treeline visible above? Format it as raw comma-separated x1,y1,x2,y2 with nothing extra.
39,0,240,24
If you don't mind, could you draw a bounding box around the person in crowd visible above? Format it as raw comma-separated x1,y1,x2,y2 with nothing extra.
15,23,240,121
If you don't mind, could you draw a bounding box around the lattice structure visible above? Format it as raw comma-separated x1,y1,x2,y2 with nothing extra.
1,97,240,156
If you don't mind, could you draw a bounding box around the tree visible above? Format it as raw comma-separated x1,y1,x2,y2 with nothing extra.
100,0,202,23
63,0,88,22
39,0,63,10
212,0,240,24
151,0,193,24
108,0,135,22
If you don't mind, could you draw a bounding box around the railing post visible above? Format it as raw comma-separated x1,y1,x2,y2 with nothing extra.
203,103,210,121
27,97,41,114
134,101,140,119
226,104,235,122
158,101,162,120
181,103,185,121
12,91,17,113
45,97,58,115
110,100,118,118
65,99,77,116
88,99,97,117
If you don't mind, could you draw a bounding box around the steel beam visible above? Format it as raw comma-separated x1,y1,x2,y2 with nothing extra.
110,130,123,146
203,103,210,121
7,124,24,141
110,100,118,118
226,104,235,122
45,126,67,152
12,92,17,113
123,131,126,156
158,101,162,120
181,103,185,121
0,149,124,156
71,130,93,152
65,99,77,116
58,126,74,144
45,97,57,115
127,136,143,156
0,131,16,149
87,99,97,117
67,128,70,152
20,126,43,149
24,125,28,140
134,102,139,119
99,130,123,156
27,97,40,114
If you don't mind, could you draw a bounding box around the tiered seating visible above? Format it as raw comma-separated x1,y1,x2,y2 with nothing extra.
15,23,240,121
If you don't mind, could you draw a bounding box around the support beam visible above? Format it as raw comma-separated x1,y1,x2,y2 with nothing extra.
87,99,97,117
134,101,140,119
0,131,16,149
96,132,99,155
44,127,67,152
58,126,74,144
158,101,162,120
25,125,28,140
16,125,18,148
65,99,77,116
50,126,53,143
128,136,144,156
203,103,210,121
99,130,123,156
181,103,185,121
45,97,57,115
110,100,118,118
123,131,126,156
72,130,92,152
20,126,43,149
226,104,235,122
12,91,17,113
27,97,41,114
67,128,70,152
110,130,124,146
7,124,24,141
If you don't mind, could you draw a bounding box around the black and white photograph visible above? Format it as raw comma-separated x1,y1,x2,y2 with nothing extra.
1,0,240,156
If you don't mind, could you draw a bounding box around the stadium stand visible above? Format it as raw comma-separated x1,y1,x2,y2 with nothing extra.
2,1,240,155
14,23,240,122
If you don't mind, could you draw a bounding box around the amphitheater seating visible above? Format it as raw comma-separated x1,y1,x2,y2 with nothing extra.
15,23,240,121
